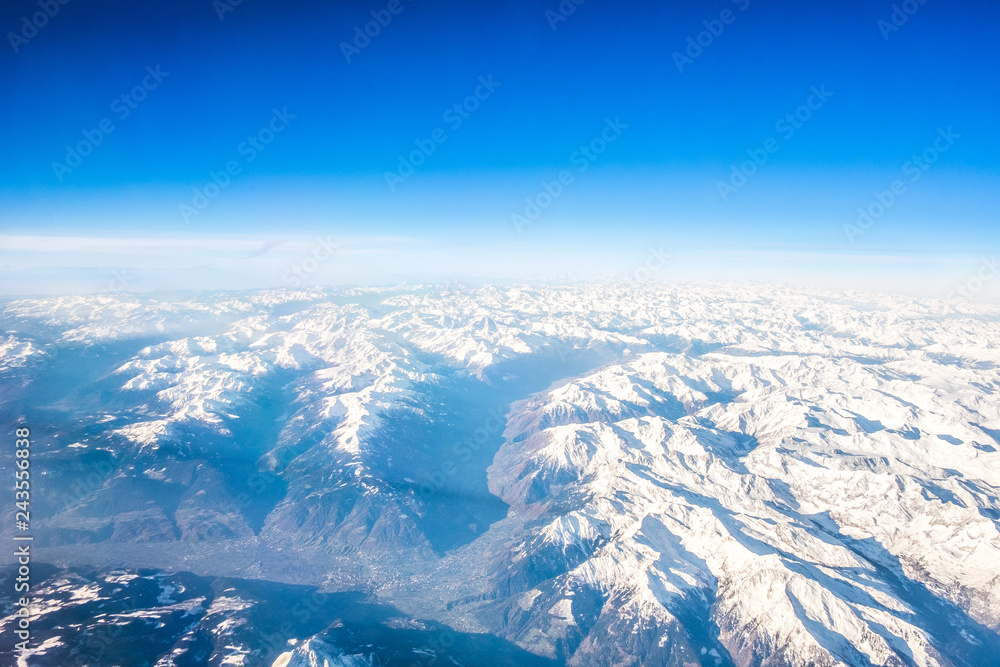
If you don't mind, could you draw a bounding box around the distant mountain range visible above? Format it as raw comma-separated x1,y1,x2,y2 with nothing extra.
2,284,999,666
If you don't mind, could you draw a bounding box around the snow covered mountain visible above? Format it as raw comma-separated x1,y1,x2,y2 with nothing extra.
1,284,999,666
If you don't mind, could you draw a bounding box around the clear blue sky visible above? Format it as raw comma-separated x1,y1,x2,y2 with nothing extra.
0,0,997,294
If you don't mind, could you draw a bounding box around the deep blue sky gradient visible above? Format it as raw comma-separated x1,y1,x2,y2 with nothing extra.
0,0,997,286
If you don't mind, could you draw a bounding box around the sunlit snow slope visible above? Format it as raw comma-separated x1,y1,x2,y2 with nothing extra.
1,284,999,667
